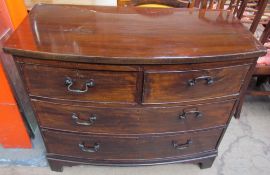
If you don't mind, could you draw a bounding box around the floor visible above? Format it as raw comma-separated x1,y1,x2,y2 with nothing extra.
0,95,270,175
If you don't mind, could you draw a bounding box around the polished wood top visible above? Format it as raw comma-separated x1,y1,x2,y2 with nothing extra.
3,4,266,64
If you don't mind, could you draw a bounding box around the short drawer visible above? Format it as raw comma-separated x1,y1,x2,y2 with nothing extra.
20,64,138,103
33,100,235,135
143,64,250,103
43,128,223,160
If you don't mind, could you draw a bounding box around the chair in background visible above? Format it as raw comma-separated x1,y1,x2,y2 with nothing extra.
247,20,270,95
190,0,237,10
117,0,245,13
238,0,269,33
117,0,190,8
233,0,270,118
117,0,233,8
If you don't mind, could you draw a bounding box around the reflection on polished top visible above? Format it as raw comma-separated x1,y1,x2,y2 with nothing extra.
3,4,266,64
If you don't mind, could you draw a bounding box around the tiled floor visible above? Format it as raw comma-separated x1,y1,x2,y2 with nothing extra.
0,96,270,175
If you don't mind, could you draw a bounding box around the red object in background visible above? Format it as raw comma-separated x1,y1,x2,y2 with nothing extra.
257,43,270,66
0,0,32,148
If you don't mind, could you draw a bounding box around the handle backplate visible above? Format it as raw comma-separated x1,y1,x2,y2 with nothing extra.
79,142,100,153
72,113,97,126
188,76,214,86
172,139,192,150
65,77,95,93
179,110,203,120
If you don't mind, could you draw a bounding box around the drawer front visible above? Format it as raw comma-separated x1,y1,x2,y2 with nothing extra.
34,100,234,135
20,64,138,103
143,64,250,103
43,129,222,160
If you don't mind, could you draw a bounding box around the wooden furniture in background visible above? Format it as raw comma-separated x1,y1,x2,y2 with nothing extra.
260,20,270,44
3,4,266,171
189,0,234,9
238,0,269,33
234,0,270,118
117,0,190,7
118,0,243,11
248,20,270,96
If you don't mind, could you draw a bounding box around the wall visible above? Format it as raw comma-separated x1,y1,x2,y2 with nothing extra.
24,0,117,9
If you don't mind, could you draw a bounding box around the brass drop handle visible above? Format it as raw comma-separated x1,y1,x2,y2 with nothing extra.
72,113,97,126
172,139,192,150
65,77,95,93
179,111,203,120
188,76,214,86
79,142,100,153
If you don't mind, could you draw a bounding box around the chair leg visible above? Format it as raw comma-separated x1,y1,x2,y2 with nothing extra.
256,76,268,87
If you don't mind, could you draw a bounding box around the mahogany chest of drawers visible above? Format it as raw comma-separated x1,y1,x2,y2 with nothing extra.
3,4,266,172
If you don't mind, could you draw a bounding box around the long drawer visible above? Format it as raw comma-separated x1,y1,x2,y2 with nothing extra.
43,128,223,161
20,64,138,103
33,100,235,135
143,64,250,104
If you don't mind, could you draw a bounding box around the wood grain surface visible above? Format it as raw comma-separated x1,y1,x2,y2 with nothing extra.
3,4,266,64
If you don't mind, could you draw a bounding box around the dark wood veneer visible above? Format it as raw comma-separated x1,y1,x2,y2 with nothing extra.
143,64,250,104
20,64,138,103
2,4,266,172
43,128,223,161
3,4,266,64
33,99,235,135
